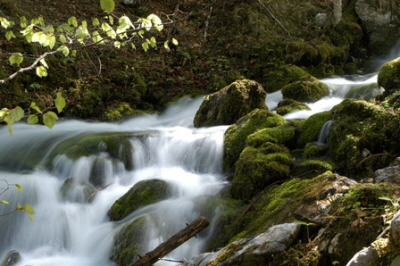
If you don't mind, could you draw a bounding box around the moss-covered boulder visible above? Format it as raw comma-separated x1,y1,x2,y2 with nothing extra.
297,111,331,148
276,99,311,116
108,179,170,221
378,57,400,98
281,76,329,103
110,216,146,266
223,109,286,172
231,146,293,202
303,143,328,159
291,159,334,179
264,65,311,93
327,99,400,178
193,79,268,127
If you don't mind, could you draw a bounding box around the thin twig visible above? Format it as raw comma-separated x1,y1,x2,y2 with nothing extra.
257,0,291,37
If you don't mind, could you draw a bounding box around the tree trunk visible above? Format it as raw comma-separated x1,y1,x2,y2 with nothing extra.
129,216,210,266
333,0,342,25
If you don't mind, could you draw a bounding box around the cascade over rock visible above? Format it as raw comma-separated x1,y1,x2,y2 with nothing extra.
193,79,268,128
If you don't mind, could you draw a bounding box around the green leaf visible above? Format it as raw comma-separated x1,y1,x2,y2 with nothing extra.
30,102,42,114
15,184,22,191
9,53,24,66
55,92,66,113
92,18,100,26
142,42,149,52
0,17,11,29
59,34,67,44
6,107,24,125
27,114,39,124
147,14,163,31
36,66,48,77
48,35,56,49
8,125,13,135
23,203,35,222
0,200,9,204
43,111,58,128
294,220,316,226
57,45,70,57
40,58,49,68
68,16,78,27
100,0,115,14
164,41,170,50
5,30,16,40
172,38,178,46
20,16,28,28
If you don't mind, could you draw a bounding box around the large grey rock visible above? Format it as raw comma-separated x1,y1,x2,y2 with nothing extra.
346,246,379,266
355,0,400,54
193,79,268,127
375,166,400,184
390,209,400,247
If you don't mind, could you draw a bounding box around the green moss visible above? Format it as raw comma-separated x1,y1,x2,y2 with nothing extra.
194,79,268,127
281,76,329,103
102,102,146,121
108,179,170,221
297,111,331,148
264,65,311,93
378,57,400,97
231,146,292,202
303,143,328,159
276,99,311,116
223,109,286,172
110,216,146,266
247,124,296,148
292,159,334,179
327,99,400,178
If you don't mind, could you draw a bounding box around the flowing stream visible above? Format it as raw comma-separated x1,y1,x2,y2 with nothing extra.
0,49,393,265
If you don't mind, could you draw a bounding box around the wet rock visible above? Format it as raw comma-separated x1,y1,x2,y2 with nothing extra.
355,0,400,55
110,216,146,266
378,57,400,98
108,179,170,221
276,99,310,116
205,223,301,265
193,79,268,128
223,109,285,172
60,178,96,203
375,166,400,184
1,250,21,266
281,76,329,103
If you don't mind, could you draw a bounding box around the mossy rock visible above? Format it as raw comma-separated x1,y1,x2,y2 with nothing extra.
246,124,296,149
345,82,380,101
223,109,286,172
110,216,146,266
316,182,400,264
276,99,311,116
49,132,135,171
327,99,400,178
102,102,147,121
291,159,334,179
264,65,311,93
230,146,293,202
108,179,170,221
378,57,400,98
193,79,268,127
297,111,331,148
281,76,329,103
303,143,328,159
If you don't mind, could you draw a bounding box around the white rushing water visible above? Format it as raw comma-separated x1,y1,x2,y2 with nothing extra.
0,97,228,266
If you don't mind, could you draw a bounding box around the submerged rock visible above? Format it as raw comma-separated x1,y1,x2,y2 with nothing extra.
193,79,268,127
108,179,170,221
1,250,21,266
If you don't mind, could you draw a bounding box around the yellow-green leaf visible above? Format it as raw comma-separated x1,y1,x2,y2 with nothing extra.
57,45,70,57
55,92,66,113
15,184,22,191
59,34,67,44
172,38,178,45
43,111,58,128
0,200,9,204
48,35,56,49
142,42,149,52
36,66,48,77
20,16,28,28
100,0,115,14
68,16,78,27
40,58,49,68
164,41,170,50
0,17,11,29
9,53,24,66
92,18,100,26
27,114,39,124
30,102,42,114
5,30,16,40
8,125,13,135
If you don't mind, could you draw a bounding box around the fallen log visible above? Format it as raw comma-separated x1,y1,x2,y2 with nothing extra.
129,216,210,266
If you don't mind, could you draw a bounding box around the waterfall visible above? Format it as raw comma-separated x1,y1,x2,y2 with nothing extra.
315,120,332,146
0,97,229,266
